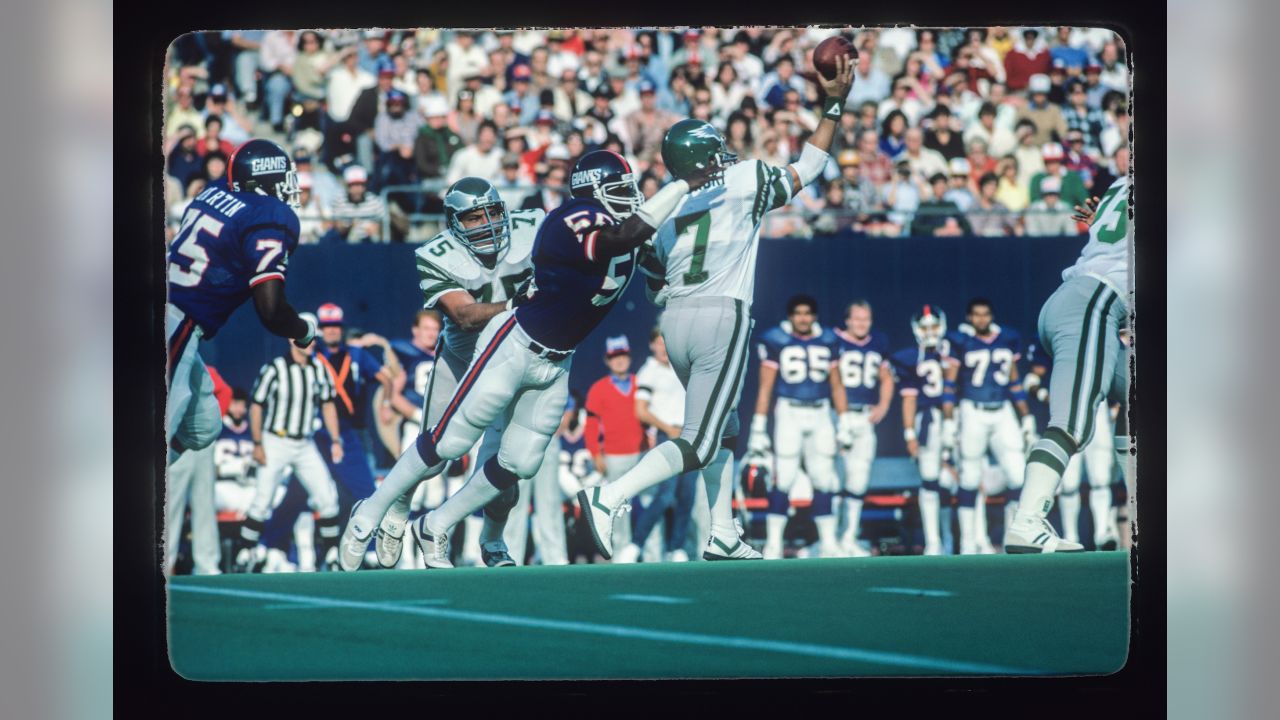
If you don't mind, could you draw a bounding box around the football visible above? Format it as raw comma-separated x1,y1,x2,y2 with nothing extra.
812,35,856,80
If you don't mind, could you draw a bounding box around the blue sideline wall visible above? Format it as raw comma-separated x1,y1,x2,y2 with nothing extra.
204,232,1084,461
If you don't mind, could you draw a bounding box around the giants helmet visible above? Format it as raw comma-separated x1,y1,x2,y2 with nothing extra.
661,119,739,181
911,304,948,347
227,138,300,210
570,150,641,220
443,177,510,258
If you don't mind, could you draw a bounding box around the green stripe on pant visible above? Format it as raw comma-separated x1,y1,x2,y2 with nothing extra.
1067,285,1104,440
691,300,745,461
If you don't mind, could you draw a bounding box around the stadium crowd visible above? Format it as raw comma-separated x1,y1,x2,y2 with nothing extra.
163,26,1129,243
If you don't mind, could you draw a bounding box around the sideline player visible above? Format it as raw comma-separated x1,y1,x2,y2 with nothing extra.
832,300,894,556
750,295,850,559
1058,402,1120,548
340,178,546,570
889,305,959,556
576,51,857,561
942,298,1036,554
167,139,317,464
340,150,708,568
1004,173,1131,552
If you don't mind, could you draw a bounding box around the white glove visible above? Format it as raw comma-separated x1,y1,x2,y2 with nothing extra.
836,412,856,449
293,314,318,348
748,414,772,455
1020,414,1039,449
940,418,958,452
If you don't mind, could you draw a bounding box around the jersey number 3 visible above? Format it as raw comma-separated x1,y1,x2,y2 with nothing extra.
169,209,224,288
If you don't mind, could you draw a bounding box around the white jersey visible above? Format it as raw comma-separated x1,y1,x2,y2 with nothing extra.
1062,175,1130,302
634,356,686,428
415,208,545,360
648,159,793,306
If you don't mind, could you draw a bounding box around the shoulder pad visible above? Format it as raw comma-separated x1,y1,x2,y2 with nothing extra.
504,208,544,265
417,231,482,282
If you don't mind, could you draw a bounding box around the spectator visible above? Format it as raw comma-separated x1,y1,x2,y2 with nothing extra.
295,172,327,244
577,47,609,96
896,127,949,181
347,58,398,171
293,150,343,211
196,115,235,156
758,55,806,110
967,172,1016,236
728,30,765,90
672,28,714,70
912,172,973,236
553,69,592,121
291,31,334,106
504,63,539,125
986,26,1014,63
451,90,481,145
623,79,679,165
1092,144,1129,194
944,158,976,211
858,28,905,78
855,129,894,188
877,77,923,126
413,95,463,183
446,120,503,184
834,149,878,226
326,45,374,126
955,28,1006,86
222,30,267,106
848,50,891,109
637,172,660,200
493,152,534,209
1022,175,1076,236
1029,143,1087,207
881,160,921,236
1062,81,1107,156
963,101,1016,157
460,72,504,120
1012,118,1047,189
709,62,747,122
964,137,999,187
529,46,558,95
1049,26,1090,71
1082,63,1109,110
1017,74,1068,145
259,29,298,132
722,112,755,160
879,109,908,158
1096,40,1128,93
201,152,228,185
520,163,569,212
326,165,386,243
854,100,880,137
1099,102,1130,159
373,89,422,192
167,125,204,189
923,107,966,160
202,83,253,146
660,65,692,117
995,156,1030,212
1062,129,1100,191
357,29,390,76
410,66,443,115
584,335,649,555
1003,27,1052,92
445,31,490,104
166,86,204,143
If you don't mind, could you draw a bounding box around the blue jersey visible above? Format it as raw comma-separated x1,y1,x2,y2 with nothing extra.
889,339,957,412
391,338,436,412
833,329,892,406
315,343,383,430
758,325,838,403
212,417,255,482
515,197,637,350
949,327,1023,404
167,180,300,338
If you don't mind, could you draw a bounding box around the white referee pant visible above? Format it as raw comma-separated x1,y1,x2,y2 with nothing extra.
530,437,568,565
773,398,839,495
247,434,339,523
957,399,1026,494
166,304,221,454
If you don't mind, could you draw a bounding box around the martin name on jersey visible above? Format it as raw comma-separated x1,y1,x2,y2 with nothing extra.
168,179,300,337
415,208,544,360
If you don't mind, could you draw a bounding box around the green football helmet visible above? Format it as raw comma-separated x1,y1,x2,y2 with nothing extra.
443,177,510,258
661,119,739,180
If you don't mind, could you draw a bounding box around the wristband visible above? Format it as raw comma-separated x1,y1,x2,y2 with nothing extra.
941,392,957,405
1009,388,1028,403
751,414,769,433
822,95,843,119
903,428,917,442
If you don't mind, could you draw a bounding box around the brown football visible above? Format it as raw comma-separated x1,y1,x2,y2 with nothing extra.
813,35,856,80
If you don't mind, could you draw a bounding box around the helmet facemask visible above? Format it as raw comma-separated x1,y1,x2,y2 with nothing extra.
912,312,947,347
274,168,302,210
449,200,511,258
594,172,642,220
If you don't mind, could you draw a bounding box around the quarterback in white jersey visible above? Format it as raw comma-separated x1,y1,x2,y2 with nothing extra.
579,52,857,562
1006,174,1132,553
338,177,546,571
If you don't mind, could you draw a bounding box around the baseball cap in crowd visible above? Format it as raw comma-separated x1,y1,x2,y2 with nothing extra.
512,64,532,81
545,143,571,162
1085,62,1102,74
292,148,313,166
387,88,408,104
343,165,369,184
297,171,314,190
376,58,396,77
637,79,657,95
949,157,971,176
623,43,644,60
1051,58,1067,72
1041,143,1065,162
605,335,631,357
1039,175,1062,196
501,152,521,169
1066,130,1086,144
683,29,700,41
535,109,556,125
317,303,345,327
592,84,615,100
209,83,228,99
1028,74,1051,94
836,149,859,167
422,95,450,118
928,172,948,185
363,29,384,40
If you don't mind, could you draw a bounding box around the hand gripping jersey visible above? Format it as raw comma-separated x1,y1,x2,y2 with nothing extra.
515,198,638,350
889,338,956,412
757,323,839,403
1062,175,1130,301
415,208,543,360
834,329,892,407
167,180,301,337
949,326,1024,404
390,338,436,415
649,159,793,306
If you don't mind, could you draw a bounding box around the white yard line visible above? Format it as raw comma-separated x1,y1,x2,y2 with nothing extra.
263,598,450,610
867,587,956,598
609,594,694,605
171,584,1037,675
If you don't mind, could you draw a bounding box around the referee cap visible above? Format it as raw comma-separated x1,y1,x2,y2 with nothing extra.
317,303,345,326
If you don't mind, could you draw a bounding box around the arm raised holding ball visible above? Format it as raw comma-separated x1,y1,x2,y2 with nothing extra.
779,44,856,196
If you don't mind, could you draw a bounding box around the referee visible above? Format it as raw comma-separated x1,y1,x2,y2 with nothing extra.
234,316,346,572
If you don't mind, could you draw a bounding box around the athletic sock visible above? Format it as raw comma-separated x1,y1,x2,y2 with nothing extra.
429,457,513,535
315,513,340,560
1059,489,1081,543
919,481,941,548
384,486,414,531
1015,459,1064,525
842,495,864,544
765,514,788,551
1090,484,1113,544
814,514,838,550
973,491,989,547
351,434,446,537
599,441,684,510
701,448,738,538
956,487,978,552
1002,491,1020,536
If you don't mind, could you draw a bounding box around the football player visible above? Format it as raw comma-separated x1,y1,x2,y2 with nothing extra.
832,300,894,557
1005,173,1131,553
340,150,709,569
337,177,546,571
167,139,317,465
942,298,1036,554
750,295,850,559
576,52,857,561
889,305,959,556
1058,402,1120,549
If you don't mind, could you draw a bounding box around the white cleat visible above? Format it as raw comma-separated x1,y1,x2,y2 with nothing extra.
337,500,373,572
410,515,454,568
480,541,517,567
762,541,784,560
613,543,641,564
375,514,409,568
976,537,997,555
262,548,296,573
818,542,846,559
576,487,627,560
922,541,943,556
703,522,763,561
1004,515,1085,554
666,549,690,563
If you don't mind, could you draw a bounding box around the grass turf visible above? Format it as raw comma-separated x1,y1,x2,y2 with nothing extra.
168,552,1130,680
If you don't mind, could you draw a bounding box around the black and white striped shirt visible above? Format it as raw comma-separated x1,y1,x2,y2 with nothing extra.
251,353,336,439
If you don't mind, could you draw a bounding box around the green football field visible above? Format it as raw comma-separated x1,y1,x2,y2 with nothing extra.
168,552,1130,680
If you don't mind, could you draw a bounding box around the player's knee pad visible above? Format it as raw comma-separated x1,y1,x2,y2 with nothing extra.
774,454,800,493
766,489,790,516
481,455,521,492
997,451,1026,490
483,478,520,520
956,486,979,508
805,456,838,494
497,426,552,479
810,490,834,517
959,458,983,491
843,454,871,496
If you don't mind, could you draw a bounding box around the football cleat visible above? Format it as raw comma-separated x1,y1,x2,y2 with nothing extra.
762,541,784,560
375,515,408,568
1004,515,1085,554
818,542,846,559
234,545,267,574
576,487,627,560
410,515,454,569
323,546,341,572
666,549,690,563
703,521,763,561
261,548,296,574
612,543,641,564
922,541,943,556
337,500,372,572
480,541,517,568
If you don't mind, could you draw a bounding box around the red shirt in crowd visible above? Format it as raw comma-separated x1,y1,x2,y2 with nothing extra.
584,373,647,457
1003,47,1052,92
